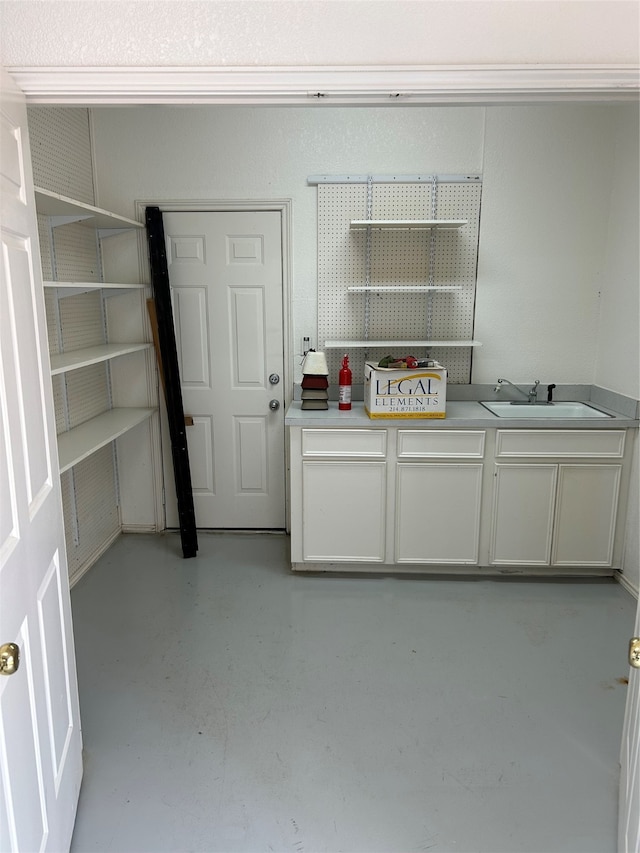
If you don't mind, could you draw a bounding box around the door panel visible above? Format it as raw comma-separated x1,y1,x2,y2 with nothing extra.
395,463,483,563
490,464,557,565
230,287,265,385
552,464,620,566
302,461,386,562
235,417,268,492
0,67,82,852
619,596,640,852
163,211,285,528
173,286,210,386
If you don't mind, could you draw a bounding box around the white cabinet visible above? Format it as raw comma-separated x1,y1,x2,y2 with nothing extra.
491,464,558,565
302,461,386,562
290,423,631,575
394,429,484,564
296,429,387,562
395,463,483,563
553,464,621,566
490,430,626,568
290,425,485,569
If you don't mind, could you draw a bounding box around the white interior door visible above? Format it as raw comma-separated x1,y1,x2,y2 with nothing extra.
619,591,640,852
162,210,285,528
0,68,83,851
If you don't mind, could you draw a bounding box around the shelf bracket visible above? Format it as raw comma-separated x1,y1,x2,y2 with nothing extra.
145,206,198,559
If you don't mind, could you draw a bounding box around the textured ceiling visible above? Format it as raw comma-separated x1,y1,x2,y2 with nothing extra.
1,1,639,67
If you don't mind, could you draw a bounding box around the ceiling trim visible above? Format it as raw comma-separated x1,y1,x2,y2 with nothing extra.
9,64,640,105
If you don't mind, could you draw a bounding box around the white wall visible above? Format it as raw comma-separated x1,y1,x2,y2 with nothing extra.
594,104,639,593
91,103,635,387
595,105,640,400
92,105,485,374
474,104,617,384
2,1,638,66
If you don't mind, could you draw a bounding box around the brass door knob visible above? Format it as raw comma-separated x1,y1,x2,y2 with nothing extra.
0,643,20,676
630,638,640,669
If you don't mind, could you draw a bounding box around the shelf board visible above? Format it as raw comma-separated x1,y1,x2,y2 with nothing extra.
43,281,147,298
350,219,467,231
35,188,143,231
50,343,153,376
57,408,156,474
324,340,482,348
347,285,462,292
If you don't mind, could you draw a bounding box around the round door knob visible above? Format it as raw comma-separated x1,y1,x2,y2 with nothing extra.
269,399,280,411
0,643,20,676
269,373,280,385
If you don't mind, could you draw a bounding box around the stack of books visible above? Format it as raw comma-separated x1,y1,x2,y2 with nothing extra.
301,351,329,410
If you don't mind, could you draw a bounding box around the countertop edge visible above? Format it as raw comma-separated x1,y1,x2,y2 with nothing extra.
285,401,639,429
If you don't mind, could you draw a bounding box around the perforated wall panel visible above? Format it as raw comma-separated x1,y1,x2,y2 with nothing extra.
30,107,121,582
52,222,101,282
37,215,53,279
28,107,95,203
62,446,120,584
317,179,482,384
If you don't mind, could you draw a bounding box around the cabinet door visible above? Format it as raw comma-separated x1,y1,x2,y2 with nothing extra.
491,464,557,565
552,464,621,566
395,463,483,564
301,461,386,561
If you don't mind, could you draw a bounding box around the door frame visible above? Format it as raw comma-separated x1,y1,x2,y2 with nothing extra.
134,198,293,532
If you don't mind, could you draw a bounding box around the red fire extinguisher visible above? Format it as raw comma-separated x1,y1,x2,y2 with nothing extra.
339,353,352,410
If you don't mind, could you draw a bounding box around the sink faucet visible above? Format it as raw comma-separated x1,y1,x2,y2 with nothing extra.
494,378,541,403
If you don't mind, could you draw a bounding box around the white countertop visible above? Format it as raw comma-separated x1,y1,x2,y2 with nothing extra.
285,400,638,429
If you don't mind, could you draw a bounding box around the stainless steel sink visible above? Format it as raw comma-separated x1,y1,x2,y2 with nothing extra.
480,401,612,418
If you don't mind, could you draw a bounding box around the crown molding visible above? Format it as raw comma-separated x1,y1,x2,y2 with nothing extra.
8,64,640,105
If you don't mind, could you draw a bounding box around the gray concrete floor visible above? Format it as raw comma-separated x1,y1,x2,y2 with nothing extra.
69,532,635,853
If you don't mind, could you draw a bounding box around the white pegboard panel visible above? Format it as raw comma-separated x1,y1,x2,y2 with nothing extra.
51,221,101,282
62,446,119,583
44,290,60,356
317,178,482,384
27,107,95,204
64,364,111,431
31,105,123,585
59,290,104,350
37,214,53,280
52,375,67,435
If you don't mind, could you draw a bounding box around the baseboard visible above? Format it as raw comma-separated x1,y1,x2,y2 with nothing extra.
615,570,639,599
121,523,158,533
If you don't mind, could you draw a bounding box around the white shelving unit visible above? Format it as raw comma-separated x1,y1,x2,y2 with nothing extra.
343,214,481,352
36,188,156,474
316,175,483,384
44,280,146,298
35,187,143,232
325,339,482,348
347,285,461,293
350,219,467,231
50,342,153,375
57,408,155,474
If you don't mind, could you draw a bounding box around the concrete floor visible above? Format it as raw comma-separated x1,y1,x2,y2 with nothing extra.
69,532,635,853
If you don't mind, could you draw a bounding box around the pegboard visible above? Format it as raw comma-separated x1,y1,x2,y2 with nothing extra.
51,221,101,282
30,106,121,583
27,107,95,204
317,177,482,384
62,446,120,584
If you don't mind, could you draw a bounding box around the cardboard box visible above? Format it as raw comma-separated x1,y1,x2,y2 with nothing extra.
364,361,447,418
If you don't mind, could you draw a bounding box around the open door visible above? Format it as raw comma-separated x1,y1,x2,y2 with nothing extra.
0,68,83,851
619,590,640,852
